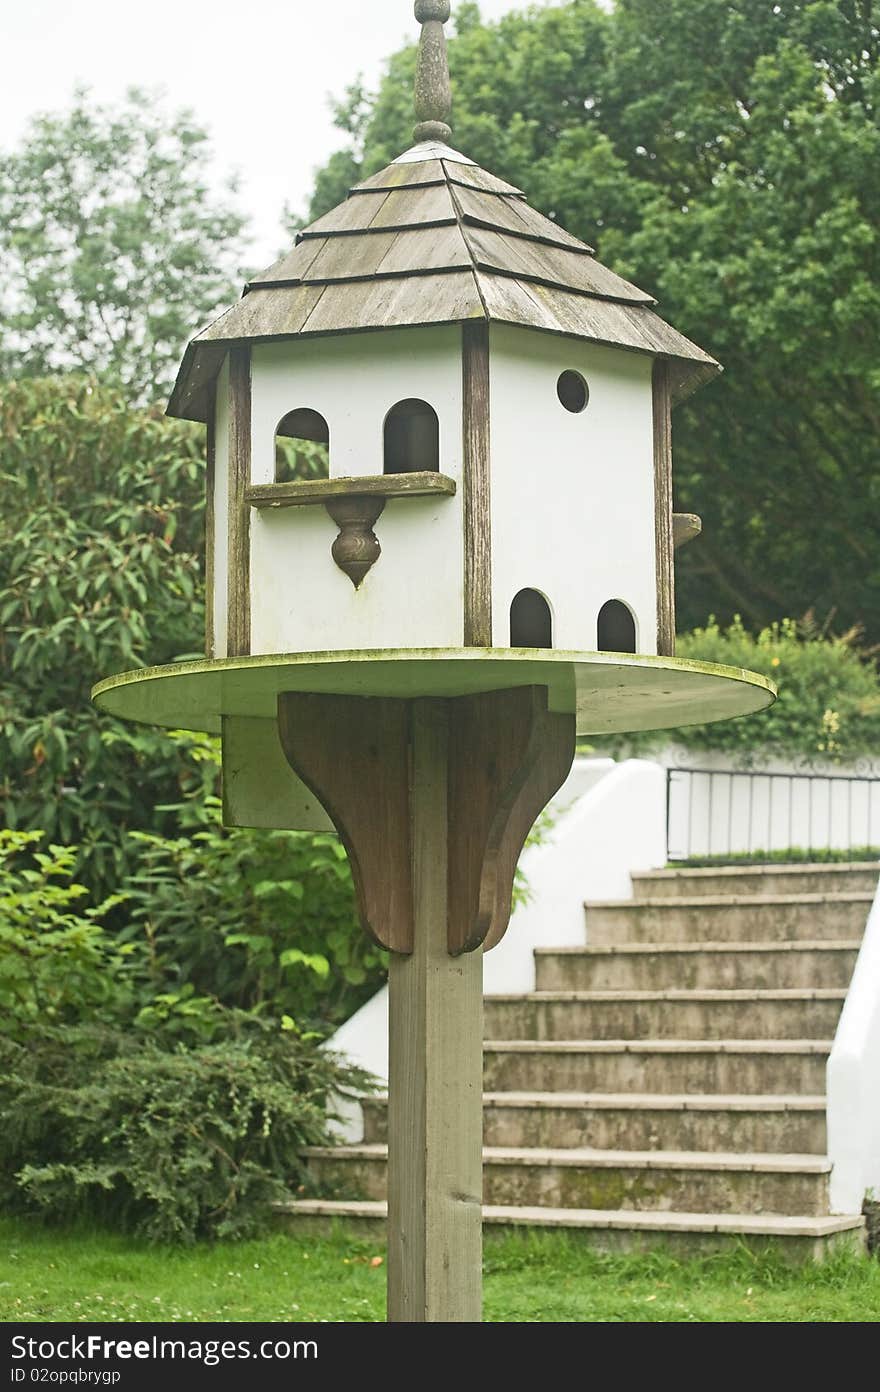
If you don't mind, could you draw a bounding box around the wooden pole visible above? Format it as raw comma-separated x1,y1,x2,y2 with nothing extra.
277,687,573,1322
386,699,483,1322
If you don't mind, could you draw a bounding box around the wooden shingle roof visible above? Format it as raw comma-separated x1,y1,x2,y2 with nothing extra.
168,142,718,422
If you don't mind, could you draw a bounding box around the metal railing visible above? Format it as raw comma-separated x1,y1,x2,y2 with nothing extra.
666,766,880,862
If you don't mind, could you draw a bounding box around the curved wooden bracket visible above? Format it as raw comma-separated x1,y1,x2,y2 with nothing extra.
447,688,574,954
276,687,575,956
277,693,413,952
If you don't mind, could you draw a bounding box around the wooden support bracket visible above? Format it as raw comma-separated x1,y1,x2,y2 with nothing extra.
277,686,575,956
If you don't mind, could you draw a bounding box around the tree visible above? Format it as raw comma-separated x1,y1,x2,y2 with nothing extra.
299,0,880,641
0,89,247,402
0,375,208,895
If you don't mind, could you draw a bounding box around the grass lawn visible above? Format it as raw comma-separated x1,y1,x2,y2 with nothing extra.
2,1218,879,1323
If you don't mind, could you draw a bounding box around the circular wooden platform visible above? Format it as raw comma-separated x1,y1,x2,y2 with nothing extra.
92,648,774,738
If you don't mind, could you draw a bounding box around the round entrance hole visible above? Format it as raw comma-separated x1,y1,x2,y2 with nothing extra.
556,370,589,414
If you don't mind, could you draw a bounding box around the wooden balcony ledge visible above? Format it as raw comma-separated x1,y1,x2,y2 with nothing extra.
246,472,457,509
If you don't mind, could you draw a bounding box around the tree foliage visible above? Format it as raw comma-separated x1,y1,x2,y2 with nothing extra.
301,0,880,640
599,614,880,762
0,376,207,895
0,89,246,401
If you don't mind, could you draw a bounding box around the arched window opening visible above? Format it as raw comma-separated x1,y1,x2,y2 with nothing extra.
383,398,439,475
275,408,330,483
597,599,636,653
510,589,553,649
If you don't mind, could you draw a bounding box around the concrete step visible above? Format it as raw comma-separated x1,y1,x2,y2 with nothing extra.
535,941,861,992
633,863,879,900
585,893,872,944
483,1039,831,1094
483,990,845,1042
304,1143,833,1216
362,1092,828,1154
277,1199,866,1261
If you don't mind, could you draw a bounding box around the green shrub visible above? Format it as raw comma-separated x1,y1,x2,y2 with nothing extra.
0,829,131,1040
122,733,387,1032
0,376,207,898
0,1018,371,1243
600,617,880,764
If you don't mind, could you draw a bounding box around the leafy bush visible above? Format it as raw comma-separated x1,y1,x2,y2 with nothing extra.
600,618,880,765
122,733,387,1032
0,375,207,898
0,829,130,1040
0,1019,370,1243
0,811,378,1241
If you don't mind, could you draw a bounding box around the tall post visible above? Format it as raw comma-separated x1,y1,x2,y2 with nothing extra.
277,688,573,1322
387,699,483,1322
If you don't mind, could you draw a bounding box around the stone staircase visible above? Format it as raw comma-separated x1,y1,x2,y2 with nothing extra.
282,862,877,1258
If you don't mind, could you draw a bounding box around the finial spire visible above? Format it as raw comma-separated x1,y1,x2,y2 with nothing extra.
413,1,452,144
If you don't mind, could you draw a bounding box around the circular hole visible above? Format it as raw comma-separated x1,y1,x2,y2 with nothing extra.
556,370,589,414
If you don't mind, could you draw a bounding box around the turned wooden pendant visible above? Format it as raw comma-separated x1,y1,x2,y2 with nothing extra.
325,496,385,588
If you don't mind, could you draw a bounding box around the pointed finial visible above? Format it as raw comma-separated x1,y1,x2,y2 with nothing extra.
413,1,452,144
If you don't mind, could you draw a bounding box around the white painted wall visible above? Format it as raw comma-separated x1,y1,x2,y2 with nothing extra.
828,884,880,1213
327,757,667,1137
247,328,464,655
658,748,880,859
487,757,667,993
211,357,230,658
487,325,657,654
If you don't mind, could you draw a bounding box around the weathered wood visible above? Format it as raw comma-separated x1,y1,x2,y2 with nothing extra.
482,703,576,951
462,320,492,647
277,693,413,953
325,495,385,588
368,183,458,230
447,688,575,955
302,191,390,237
653,358,676,658
443,160,525,197
245,236,327,289
454,184,592,253
297,269,481,337
374,223,471,275
673,512,702,548
302,229,400,282
197,283,325,343
387,698,482,1323
204,379,216,659
226,346,251,658
412,1,453,145
476,273,718,383
246,471,456,509
352,159,446,192
464,224,654,305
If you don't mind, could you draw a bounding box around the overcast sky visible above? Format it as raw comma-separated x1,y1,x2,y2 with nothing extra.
1,0,540,266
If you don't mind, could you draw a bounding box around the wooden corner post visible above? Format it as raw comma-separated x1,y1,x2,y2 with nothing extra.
277,687,574,1323
652,357,675,657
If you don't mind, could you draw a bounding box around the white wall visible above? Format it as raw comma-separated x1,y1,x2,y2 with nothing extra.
327,757,667,1136
487,325,657,654
248,328,465,655
828,886,880,1212
661,749,880,859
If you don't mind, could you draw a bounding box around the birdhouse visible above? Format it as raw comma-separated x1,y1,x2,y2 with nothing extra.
167,46,715,673
96,2,775,1325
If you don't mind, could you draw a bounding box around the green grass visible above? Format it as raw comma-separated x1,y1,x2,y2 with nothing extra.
2,1219,879,1323
671,847,880,868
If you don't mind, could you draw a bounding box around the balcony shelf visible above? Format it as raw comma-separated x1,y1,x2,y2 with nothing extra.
246,471,456,509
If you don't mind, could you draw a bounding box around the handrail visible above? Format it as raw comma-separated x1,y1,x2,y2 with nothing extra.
667,764,880,861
